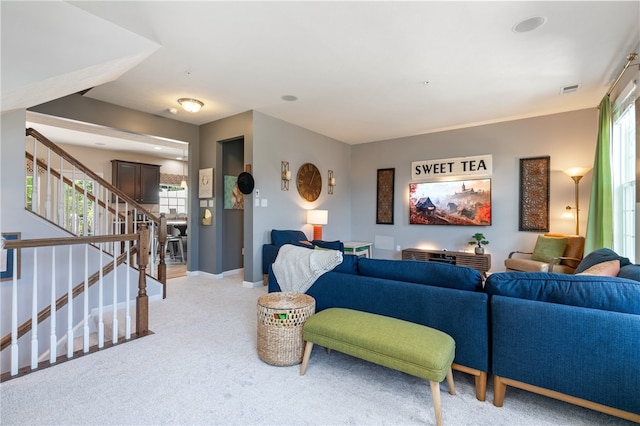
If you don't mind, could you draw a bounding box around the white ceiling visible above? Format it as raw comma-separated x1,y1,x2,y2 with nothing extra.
3,1,640,155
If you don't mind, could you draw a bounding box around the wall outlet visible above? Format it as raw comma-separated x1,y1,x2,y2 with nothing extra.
396,245,401,251
255,189,260,197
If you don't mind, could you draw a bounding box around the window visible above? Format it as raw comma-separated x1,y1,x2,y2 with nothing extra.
159,184,187,215
612,80,637,262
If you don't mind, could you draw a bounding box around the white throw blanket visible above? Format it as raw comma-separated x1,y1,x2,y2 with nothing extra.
272,244,343,293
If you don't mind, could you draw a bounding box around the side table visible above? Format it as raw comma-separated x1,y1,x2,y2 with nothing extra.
343,241,373,258
257,292,316,366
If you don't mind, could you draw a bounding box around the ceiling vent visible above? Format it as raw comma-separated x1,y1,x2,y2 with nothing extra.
560,84,580,95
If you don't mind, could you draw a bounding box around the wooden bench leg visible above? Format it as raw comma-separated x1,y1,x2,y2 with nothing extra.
430,380,443,426
446,367,456,395
300,341,314,376
493,375,507,407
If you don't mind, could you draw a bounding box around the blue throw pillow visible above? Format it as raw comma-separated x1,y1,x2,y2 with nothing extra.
312,240,344,251
271,230,308,246
575,248,631,273
618,264,640,282
357,258,483,291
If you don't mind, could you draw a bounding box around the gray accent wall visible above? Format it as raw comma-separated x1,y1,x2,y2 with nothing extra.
250,112,352,283
350,108,598,271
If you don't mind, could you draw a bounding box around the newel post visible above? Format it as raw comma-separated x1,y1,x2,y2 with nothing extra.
136,225,150,336
158,213,167,296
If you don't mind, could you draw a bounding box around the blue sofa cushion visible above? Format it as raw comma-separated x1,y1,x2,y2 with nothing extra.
271,229,308,246
618,264,640,282
331,254,359,275
575,248,631,273
485,271,640,314
357,258,483,291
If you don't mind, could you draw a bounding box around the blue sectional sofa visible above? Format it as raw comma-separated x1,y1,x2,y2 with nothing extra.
269,255,490,401
269,246,639,422
485,271,640,422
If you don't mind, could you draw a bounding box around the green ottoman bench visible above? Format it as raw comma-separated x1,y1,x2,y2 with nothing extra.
300,308,456,426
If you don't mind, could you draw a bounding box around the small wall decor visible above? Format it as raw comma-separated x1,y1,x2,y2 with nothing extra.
519,156,550,232
376,168,395,224
198,168,213,198
409,179,491,226
1,232,21,281
224,175,244,209
328,170,335,195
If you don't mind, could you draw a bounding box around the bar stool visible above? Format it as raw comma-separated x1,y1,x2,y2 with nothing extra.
167,227,185,263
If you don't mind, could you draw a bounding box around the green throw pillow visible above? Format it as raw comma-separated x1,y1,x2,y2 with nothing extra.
531,236,568,264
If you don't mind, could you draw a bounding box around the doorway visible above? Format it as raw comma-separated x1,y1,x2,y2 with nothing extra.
221,137,244,272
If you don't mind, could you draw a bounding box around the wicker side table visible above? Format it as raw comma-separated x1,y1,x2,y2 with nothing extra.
257,292,316,366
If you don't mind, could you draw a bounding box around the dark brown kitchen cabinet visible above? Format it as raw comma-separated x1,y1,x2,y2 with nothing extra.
111,160,160,204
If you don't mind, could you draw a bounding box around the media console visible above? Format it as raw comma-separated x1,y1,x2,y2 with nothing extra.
401,248,491,275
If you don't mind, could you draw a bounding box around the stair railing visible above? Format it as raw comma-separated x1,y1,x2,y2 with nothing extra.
25,128,167,286
0,227,150,380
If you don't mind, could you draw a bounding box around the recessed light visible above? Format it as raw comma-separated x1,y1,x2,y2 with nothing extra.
513,16,547,33
95,142,106,146
168,107,178,115
281,95,298,102
154,147,162,150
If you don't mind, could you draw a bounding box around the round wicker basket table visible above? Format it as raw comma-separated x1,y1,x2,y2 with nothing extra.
257,292,316,366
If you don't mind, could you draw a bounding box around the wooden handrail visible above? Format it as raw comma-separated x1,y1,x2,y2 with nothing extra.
26,151,124,221
26,128,159,223
3,233,137,250
1,227,152,354
25,127,167,286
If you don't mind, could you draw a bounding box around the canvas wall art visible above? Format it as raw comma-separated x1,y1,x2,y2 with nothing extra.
519,156,550,232
409,179,492,226
224,175,244,210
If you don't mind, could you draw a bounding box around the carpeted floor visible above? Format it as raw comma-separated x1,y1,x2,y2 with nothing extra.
0,274,635,425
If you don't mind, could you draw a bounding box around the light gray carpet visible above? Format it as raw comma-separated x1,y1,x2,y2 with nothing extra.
1,274,635,425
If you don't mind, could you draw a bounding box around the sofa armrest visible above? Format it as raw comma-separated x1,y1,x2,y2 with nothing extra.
262,244,281,275
548,256,581,273
508,251,533,259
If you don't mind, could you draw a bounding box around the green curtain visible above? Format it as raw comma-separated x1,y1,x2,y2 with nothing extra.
584,96,613,253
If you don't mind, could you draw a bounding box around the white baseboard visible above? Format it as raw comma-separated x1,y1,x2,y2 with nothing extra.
242,280,263,288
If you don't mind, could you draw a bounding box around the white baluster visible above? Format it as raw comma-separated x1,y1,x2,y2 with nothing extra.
98,241,104,348
83,177,88,236
46,149,51,220
10,246,18,376
49,247,57,363
125,229,131,340
71,166,76,234
31,248,38,370
112,234,119,345
83,244,89,353
66,245,74,359
58,156,64,227
32,138,38,213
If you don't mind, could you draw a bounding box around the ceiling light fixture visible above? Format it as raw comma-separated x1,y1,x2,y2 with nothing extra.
177,98,204,113
513,16,547,33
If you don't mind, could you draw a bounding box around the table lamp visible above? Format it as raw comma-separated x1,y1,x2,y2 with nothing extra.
307,209,328,240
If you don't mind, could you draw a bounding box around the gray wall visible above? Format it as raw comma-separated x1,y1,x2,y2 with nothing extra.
351,108,598,271
198,111,253,278
250,112,353,282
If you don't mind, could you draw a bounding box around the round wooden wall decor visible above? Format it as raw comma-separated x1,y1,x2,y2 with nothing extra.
296,162,322,202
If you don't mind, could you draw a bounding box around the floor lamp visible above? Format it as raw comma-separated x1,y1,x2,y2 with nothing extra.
563,167,591,235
